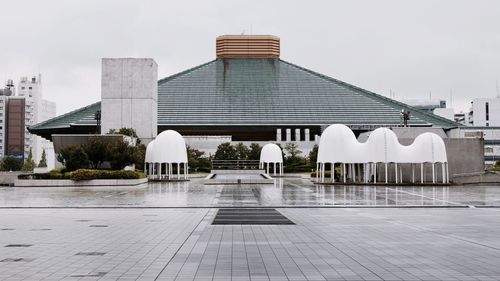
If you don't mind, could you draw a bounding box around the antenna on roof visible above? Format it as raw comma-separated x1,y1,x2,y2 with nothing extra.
496,79,499,98
241,29,245,35
450,88,453,107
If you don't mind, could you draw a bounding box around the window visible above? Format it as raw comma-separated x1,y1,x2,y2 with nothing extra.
29,87,32,90
21,87,25,90
486,102,489,121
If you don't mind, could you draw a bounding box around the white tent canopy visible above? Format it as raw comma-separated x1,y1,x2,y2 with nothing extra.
316,124,448,184
144,130,189,180
259,143,283,176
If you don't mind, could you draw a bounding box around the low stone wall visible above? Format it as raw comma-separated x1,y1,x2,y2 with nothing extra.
14,178,148,187
0,172,23,186
452,172,500,185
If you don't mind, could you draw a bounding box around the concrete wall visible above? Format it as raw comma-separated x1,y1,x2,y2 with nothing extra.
0,171,23,186
398,138,484,177
101,58,158,142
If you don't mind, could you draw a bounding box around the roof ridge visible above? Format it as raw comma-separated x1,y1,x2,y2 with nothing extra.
279,59,460,128
157,60,217,85
29,101,101,130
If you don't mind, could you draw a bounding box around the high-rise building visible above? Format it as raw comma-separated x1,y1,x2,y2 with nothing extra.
16,75,56,166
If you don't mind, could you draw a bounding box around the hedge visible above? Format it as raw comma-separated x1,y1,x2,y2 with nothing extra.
18,169,145,181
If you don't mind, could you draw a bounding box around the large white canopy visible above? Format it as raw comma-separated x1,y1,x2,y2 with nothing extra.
317,124,447,164
145,130,188,164
259,143,283,164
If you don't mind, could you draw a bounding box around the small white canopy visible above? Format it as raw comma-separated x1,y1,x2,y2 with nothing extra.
259,143,284,176
145,140,155,163
259,143,283,164
149,130,188,164
144,130,189,180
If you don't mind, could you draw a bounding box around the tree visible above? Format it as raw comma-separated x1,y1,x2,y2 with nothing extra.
134,144,146,171
107,139,138,170
108,128,141,144
248,143,262,160
284,143,302,159
214,142,237,160
57,145,90,172
82,137,110,169
308,144,319,169
38,149,48,168
0,156,23,171
283,143,308,173
21,149,36,172
234,143,250,160
187,146,211,172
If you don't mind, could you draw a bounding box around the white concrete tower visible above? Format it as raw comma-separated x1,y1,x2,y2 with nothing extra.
101,58,158,143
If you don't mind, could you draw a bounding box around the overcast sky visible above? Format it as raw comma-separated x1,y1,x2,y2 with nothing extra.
1,0,499,115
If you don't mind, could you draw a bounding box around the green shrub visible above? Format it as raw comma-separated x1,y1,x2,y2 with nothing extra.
68,169,144,181
311,171,332,178
18,169,144,181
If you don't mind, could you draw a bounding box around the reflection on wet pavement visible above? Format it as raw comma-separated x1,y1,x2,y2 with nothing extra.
1,178,500,207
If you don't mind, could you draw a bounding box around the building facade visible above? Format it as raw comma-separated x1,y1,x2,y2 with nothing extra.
469,98,500,127
29,35,459,157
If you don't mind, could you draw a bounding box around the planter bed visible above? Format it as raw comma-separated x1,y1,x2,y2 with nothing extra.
14,178,148,187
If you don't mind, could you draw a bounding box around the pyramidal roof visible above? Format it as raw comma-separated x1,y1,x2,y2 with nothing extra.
30,58,458,138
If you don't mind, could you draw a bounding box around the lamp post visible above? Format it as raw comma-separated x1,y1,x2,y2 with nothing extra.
94,110,101,134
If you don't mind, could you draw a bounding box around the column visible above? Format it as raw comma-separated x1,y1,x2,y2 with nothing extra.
305,128,310,142
276,129,282,142
286,129,291,142
295,129,301,141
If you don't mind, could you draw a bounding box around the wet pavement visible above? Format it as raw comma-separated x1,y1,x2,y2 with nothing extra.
1,178,500,207
2,178,500,280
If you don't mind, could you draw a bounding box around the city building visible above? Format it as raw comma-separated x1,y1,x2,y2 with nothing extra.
14,75,56,166
469,97,500,127
29,35,459,157
0,76,56,167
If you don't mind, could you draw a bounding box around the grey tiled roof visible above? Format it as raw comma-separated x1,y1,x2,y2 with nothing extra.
30,58,459,133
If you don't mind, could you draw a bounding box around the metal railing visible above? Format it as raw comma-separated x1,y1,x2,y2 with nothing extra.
211,160,260,170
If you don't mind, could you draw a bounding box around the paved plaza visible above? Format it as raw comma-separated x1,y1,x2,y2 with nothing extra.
1,179,500,280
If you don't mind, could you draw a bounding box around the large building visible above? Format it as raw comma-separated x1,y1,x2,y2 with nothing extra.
29,35,459,155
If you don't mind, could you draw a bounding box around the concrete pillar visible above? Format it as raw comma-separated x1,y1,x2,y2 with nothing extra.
305,129,310,142
316,163,319,182
295,129,301,141
421,163,424,183
343,163,346,182
276,129,282,142
385,163,388,183
101,58,158,141
286,129,291,142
